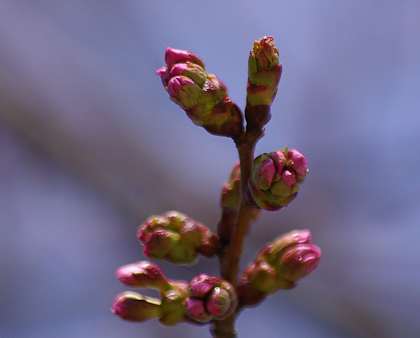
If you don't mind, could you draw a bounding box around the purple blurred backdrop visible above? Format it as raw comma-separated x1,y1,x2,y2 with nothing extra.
1,1,420,337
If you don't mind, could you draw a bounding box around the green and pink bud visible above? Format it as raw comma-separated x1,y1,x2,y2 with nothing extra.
164,47,205,69
265,230,321,283
186,274,237,323
245,36,282,129
238,230,321,306
116,261,172,291
276,244,322,282
111,291,161,322
157,47,243,138
248,148,308,211
237,258,278,306
138,211,219,265
112,272,190,326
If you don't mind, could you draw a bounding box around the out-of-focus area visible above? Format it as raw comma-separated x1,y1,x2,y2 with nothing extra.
1,1,420,337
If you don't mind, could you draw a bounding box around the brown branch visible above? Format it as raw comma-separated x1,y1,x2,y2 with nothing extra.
213,127,263,338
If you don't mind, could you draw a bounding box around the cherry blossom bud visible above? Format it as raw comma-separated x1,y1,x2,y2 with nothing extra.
186,274,237,323
238,230,321,306
111,291,161,322
116,261,172,291
248,148,308,211
237,258,278,306
245,36,282,129
276,244,321,282
138,211,219,265
157,47,243,138
167,76,202,109
164,47,205,69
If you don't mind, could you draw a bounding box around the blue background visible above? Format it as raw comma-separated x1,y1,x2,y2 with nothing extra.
1,1,420,337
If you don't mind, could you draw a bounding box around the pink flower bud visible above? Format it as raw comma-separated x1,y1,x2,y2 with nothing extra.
156,66,170,86
238,229,321,307
186,274,237,323
157,47,244,138
164,47,205,69
206,287,232,317
167,76,202,109
169,63,189,76
287,149,308,179
281,170,296,187
190,274,218,298
111,291,161,322
270,229,312,256
186,298,212,323
116,261,171,291
167,76,195,97
277,244,321,282
256,158,276,190
248,148,308,211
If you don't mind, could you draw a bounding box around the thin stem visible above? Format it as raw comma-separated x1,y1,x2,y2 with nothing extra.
213,128,263,338
225,129,262,286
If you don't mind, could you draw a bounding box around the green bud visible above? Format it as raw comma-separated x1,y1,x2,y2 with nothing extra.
245,36,282,129
138,211,219,265
159,281,189,326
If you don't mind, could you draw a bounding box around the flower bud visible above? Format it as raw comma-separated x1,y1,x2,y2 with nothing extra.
111,291,161,322
164,47,205,69
276,244,321,282
186,274,237,323
138,211,219,265
245,36,282,129
116,261,172,291
238,230,321,306
237,259,277,306
248,148,308,211
157,47,243,138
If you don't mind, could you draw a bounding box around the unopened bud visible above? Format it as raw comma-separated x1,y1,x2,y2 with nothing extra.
248,148,308,211
164,47,205,69
116,261,172,291
138,211,219,265
277,244,321,282
111,291,161,322
186,274,237,323
245,36,282,129
238,230,321,306
157,47,243,138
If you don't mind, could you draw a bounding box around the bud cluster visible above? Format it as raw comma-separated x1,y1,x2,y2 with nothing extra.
186,274,237,323
156,47,243,138
112,261,238,326
237,230,321,306
112,37,322,337
248,148,308,211
138,211,219,265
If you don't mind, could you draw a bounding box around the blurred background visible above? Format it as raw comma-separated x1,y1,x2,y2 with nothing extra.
1,1,420,337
